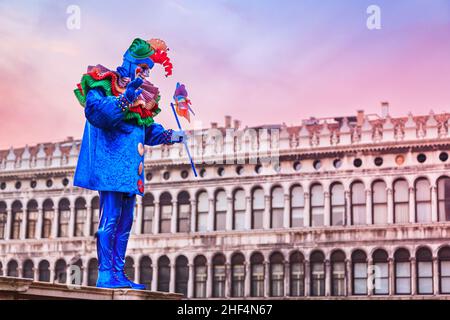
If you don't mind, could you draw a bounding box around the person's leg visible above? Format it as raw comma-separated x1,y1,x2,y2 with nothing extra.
96,191,129,288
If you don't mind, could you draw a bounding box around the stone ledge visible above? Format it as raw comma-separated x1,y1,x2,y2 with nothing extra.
0,276,183,300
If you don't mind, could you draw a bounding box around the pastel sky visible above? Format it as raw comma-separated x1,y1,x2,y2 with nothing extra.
0,0,449,149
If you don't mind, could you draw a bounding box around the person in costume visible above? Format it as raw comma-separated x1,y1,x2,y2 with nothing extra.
73,38,185,290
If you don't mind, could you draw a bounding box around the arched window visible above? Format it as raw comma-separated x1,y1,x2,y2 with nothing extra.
58,198,70,238
177,192,190,232
394,179,409,223
252,188,264,229
87,258,98,286
26,200,38,239
42,199,54,239
250,252,265,297
438,246,450,294
331,183,345,226
38,260,50,282
159,193,172,233
23,260,34,279
416,247,433,294
310,251,325,296
310,184,324,227
212,254,226,297
289,251,305,296
352,250,368,295
214,190,227,231
269,252,285,297
194,255,207,298
372,249,389,295
139,256,152,290
90,196,100,236
69,259,83,285
233,190,246,230
394,249,411,294
142,193,154,234
7,260,18,277
55,259,67,284
331,250,346,296
11,200,23,240
437,176,450,221
415,178,431,223
0,202,6,240
372,181,387,225
157,256,170,292
231,253,245,297
290,185,304,227
175,255,189,296
271,187,284,228
74,197,86,237
196,191,209,232
125,256,135,281
351,182,366,225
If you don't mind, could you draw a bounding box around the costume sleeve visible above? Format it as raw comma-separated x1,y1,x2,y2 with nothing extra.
145,123,174,146
84,88,125,130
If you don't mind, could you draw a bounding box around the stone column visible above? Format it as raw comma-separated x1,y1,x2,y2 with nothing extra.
68,205,75,238
49,267,55,284
171,201,178,234
431,185,438,222
263,195,271,229
51,208,59,238
387,188,394,224
304,192,310,227
152,201,160,234
226,197,233,231
367,259,373,296
169,263,176,292
409,187,416,223
151,264,158,291
283,194,290,228
82,266,88,286
84,205,92,237
264,261,270,297
135,262,140,284
365,189,372,225
207,198,214,231
206,263,212,298
304,260,310,296
433,258,439,295
244,261,251,297
188,263,194,298
245,196,252,230
225,262,230,297
5,208,12,240
36,207,43,239
284,261,290,296
346,259,352,296
20,203,27,240
388,258,394,296
190,199,197,232
324,192,330,226
345,191,351,226
325,260,331,296
33,265,39,281
134,200,143,235
410,258,416,295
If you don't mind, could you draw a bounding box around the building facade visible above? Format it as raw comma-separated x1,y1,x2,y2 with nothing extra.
1,109,450,299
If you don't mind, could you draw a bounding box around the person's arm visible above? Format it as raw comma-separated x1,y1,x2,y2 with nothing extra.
84,88,125,130
145,123,187,146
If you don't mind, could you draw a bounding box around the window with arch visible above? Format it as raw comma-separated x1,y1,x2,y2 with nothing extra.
159,193,172,233
0,202,6,240
290,185,304,227
231,253,245,297
74,197,86,237
125,256,135,281
352,250,368,295
90,196,99,236
310,184,324,227
271,187,284,228
23,260,34,279
54,259,67,284
11,201,23,240
351,182,366,225
331,183,345,226
331,250,346,296
416,247,433,294
252,188,264,229
372,180,388,225
7,260,18,277
394,249,411,294
373,249,389,295
250,252,265,297
177,192,190,233
139,256,152,290
438,247,450,294
142,193,154,234
87,258,98,286
310,251,325,296
26,200,38,239
58,198,70,238
157,256,170,292
196,191,209,232
437,176,450,221
415,178,431,223
233,189,246,230
393,179,409,223
212,254,226,298
175,255,189,296
194,255,207,298
38,260,50,282
214,190,227,231
269,252,285,297
42,199,54,238
289,251,305,296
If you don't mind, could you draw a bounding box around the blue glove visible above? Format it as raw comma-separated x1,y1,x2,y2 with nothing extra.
124,78,143,103
171,130,188,143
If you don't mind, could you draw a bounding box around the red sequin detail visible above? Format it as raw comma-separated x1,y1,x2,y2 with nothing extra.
137,179,144,193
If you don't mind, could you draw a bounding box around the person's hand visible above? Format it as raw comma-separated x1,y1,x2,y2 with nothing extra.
171,130,188,143
124,77,143,103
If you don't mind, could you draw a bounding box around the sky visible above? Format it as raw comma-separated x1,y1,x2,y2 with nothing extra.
0,0,449,149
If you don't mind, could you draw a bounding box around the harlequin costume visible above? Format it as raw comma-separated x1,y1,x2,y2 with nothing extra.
73,38,184,290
